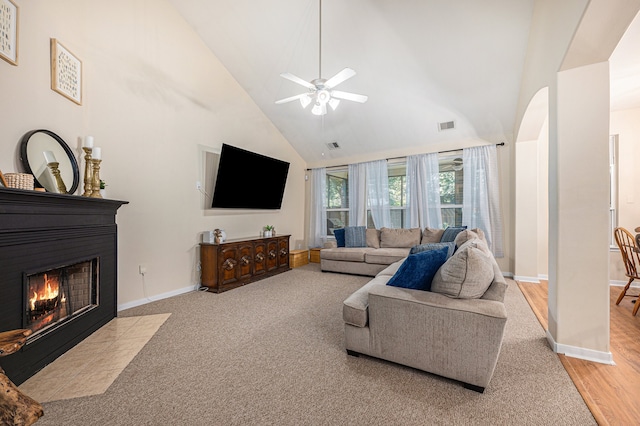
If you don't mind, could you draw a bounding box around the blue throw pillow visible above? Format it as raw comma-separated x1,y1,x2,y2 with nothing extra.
386,246,449,291
345,226,367,248
334,228,346,247
440,226,467,243
410,242,456,259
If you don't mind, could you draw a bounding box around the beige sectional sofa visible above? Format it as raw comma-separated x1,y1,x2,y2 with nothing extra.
341,229,507,393
321,227,446,276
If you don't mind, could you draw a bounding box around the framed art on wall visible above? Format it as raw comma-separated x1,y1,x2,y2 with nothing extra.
0,0,18,65
50,38,82,105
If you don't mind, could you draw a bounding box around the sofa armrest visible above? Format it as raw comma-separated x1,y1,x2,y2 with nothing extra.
366,285,507,388
367,285,507,319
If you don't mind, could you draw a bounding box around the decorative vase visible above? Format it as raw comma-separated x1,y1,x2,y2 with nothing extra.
264,230,272,238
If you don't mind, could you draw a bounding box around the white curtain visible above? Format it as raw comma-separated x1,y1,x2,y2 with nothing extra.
348,163,367,226
406,153,443,229
462,145,504,257
308,168,327,248
365,160,392,228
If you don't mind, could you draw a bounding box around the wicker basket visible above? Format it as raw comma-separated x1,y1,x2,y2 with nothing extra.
5,173,34,190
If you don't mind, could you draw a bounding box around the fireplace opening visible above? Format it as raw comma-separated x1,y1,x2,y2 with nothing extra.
24,258,99,343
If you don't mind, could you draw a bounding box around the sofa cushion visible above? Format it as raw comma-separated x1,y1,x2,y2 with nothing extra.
345,226,367,248
380,227,421,248
421,227,445,244
321,247,375,262
440,226,467,243
386,247,449,291
365,248,411,265
431,238,495,299
366,228,381,248
410,242,456,259
334,228,346,247
454,228,487,247
343,275,389,327
376,259,405,277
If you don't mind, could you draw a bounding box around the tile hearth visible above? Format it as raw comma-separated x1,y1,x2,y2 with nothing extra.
18,313,170,403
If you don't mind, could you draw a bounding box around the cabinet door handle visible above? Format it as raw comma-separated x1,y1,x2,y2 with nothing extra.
255,253,265,262
240,255,251,266
280,248,288,257
268,250,277,259
223,258,237,271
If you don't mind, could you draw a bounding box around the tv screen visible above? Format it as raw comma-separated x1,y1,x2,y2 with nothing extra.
211,144,290,209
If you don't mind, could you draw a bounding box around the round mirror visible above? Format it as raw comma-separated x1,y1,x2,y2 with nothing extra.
20,130,80,194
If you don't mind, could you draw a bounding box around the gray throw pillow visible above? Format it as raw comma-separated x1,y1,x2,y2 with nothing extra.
410,242,455,259
440,226,467,243
345,226,367,248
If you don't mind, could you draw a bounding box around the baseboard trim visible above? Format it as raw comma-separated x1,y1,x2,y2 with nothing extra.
117,284,199,312
546,330,615,365
610,279,639,288
502,272,514,278
514,275,540,283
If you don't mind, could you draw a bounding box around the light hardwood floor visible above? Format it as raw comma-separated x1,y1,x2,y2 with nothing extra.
518,280,640,426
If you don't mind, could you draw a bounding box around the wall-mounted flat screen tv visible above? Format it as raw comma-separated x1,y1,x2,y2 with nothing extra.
211,144,290,209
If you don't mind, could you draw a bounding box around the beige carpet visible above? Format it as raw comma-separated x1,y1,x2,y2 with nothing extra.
33,264,595,425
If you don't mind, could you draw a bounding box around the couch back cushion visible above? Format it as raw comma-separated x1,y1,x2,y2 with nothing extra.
421,227,445,244
380,227,421,248
366,228,381,248
430,238,495,298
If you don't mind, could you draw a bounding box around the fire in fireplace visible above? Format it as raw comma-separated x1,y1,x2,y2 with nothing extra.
24,258,99,342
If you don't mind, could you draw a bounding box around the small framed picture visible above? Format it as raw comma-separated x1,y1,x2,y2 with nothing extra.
50,38,82,105
0,0,18,66
0,170,7,187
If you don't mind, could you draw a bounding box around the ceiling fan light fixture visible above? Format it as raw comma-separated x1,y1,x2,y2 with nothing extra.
328,97,340,111
312,102,326,116
299,94,312,108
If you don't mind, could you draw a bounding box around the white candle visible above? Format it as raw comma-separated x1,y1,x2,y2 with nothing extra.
92,147,102,160
84,136,94,148
43,150,57,164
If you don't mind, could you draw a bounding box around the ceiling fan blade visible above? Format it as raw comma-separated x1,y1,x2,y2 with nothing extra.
275,93,310,104
280,72,316,90
325,68,356,89
331,90,368,103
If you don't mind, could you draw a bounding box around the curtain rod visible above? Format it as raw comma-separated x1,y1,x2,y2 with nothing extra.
306,142,505,171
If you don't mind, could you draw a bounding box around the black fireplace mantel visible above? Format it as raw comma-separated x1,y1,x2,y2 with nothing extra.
0,187,127,384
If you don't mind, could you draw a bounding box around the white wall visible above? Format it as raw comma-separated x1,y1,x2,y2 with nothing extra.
0,0,307,308
610,108,640,282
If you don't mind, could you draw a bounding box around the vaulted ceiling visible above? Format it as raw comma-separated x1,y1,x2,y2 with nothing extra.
168,0,640,165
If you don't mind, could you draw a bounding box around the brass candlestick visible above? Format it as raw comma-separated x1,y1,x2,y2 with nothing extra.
90,159,102,198
82,147,93,197
46,162,68,193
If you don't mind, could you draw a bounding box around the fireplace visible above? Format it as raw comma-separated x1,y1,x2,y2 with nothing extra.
0,188,127,385
24,258,99,343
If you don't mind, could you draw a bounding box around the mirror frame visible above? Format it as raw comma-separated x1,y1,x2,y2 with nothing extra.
19,129,80,194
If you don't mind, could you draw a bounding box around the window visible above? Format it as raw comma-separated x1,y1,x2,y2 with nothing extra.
324,156,464,234
439,154,463,228
326,169,348,236
366,162,407,228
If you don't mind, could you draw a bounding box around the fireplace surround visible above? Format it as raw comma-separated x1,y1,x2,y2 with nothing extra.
0,187,127,385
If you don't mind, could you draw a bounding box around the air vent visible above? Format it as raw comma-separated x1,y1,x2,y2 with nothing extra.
326,141,341,150
438,121,456,131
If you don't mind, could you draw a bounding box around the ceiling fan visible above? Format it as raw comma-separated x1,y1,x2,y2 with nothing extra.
275,0,368,116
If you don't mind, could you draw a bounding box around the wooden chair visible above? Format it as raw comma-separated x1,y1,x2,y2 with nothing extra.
613,227,640,316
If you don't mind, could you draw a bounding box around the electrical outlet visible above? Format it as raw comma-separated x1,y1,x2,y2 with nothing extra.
196,181,202,190
139,264,147,275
